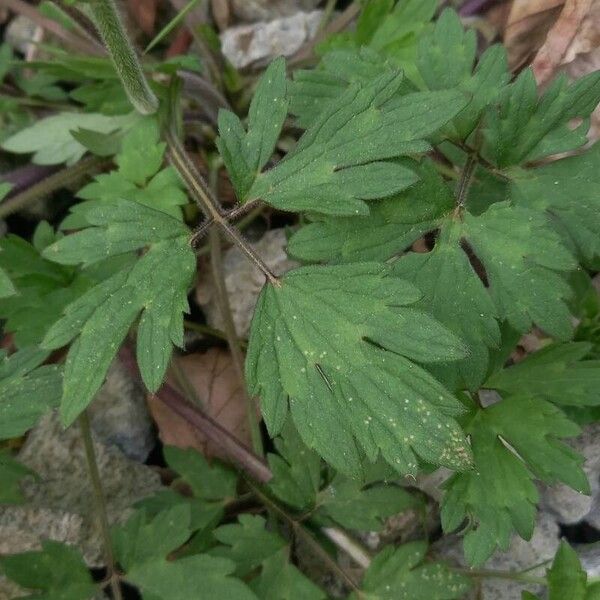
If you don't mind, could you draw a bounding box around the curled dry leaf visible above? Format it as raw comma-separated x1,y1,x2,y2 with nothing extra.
504,0,566,69
532,0,594,85
147,349,255,460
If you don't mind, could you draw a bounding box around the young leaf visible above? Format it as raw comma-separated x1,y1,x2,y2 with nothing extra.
0,540,97,600
0,347,63,440
486,343,600,407
113,505,257,600
546,542,588,600
218,57,288,200
163,446,238,502
1,111,136,165
356,541,470,599
251,548,326,600
114,118,165,185
416,9,509,139
267,421,321,511
247,71,467,216
316,475,420,531
442,396,587,565
482,69,600,167
289,48,406,128
211,515,287,576
0,451,34,504
41,200,195,425
246,263,472,478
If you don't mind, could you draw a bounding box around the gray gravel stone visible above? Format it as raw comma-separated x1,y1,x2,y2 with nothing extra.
220,11,322,68
196,228,297,337
0,412,163,566
88,360,155,462
231,0,321,22
540,422,600,524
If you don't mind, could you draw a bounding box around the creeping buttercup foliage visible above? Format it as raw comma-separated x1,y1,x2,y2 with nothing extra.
3,1,600,598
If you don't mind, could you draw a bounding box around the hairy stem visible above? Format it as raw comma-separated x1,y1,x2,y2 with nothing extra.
244,476,363,596
79,412,122,600
87,0,158,114
208,167,264,456
165,128,279,285
0,156,109,219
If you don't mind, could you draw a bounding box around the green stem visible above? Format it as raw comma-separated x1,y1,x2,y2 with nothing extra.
79,412,123,600
0,156,109,219
87,0,158,115
244,476,363,596
208,168,264,457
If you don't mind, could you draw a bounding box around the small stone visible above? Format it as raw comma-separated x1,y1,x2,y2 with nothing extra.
540,422,600,524
0,412,163,566
231,0,321,22
220,11,322,69
196,229,297,337
88,360,156,462
5,16,39,56
435,512,559,600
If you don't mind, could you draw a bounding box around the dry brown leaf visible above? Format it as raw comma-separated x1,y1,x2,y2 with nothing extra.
504,0,565,69
532,0,593,85
126,0,157,36
147,349,254,460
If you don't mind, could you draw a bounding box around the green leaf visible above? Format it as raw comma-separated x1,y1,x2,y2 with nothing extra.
113,505,257,600
416,9,509,138
462,202,576,338
317,475,420,531
70,127,121,157
211,515,287,576
509,143,600,264
267,420,321,511
486,343,600,407
442,396,587,565
0,265,15,298
394,219,500,391
163,446,238,501
251,548,326,600
1,111,136,165
289,48,406,128
246,262,472,478
0,451,35,504
115,118,165,185
357,541,471,599
217,57,288,200
41,200,195,425
288,158,453,263
547,542,587,600
249,71,466,216
0,540,97,600
482,69,600,167
0,347,63,440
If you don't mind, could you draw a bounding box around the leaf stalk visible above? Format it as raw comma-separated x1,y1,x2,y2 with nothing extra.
78,411,123,600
